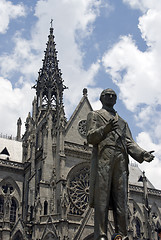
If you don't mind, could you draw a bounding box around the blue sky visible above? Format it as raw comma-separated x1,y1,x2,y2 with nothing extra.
0,0,161,189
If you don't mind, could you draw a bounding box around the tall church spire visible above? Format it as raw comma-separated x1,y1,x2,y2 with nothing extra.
33,21,67,114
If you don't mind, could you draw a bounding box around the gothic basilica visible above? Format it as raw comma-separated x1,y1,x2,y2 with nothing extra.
0,25,161,240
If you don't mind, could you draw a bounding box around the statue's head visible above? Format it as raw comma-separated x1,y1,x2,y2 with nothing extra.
100,88,117,107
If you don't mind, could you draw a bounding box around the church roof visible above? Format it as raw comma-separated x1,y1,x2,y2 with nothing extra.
0,137,22,162
65,88,92,132
129,162,155,189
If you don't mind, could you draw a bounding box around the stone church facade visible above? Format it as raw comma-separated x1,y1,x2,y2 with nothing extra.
0,26,161,240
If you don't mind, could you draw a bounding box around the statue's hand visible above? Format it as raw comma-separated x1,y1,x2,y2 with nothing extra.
104,119,118,134
143,151,155,162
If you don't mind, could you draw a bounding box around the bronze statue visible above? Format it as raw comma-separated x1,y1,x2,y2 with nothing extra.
86,88,154,240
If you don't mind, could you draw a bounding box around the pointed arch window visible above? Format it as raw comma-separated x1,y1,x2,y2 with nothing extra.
44,200,48,215
157,222,161,240
38,168,42,182
12,230,23,240
0,196,4,214
10,198,17,222
30,205,34,221
136,218,141,238
43,232,57,240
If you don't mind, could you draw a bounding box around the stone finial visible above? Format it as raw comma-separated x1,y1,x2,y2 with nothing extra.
83,88,87,96
17,117,22,125
32,97,37,120
16,117,22,141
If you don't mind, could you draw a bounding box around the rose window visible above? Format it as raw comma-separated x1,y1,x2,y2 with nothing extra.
78,120,87,137
67,163,90,215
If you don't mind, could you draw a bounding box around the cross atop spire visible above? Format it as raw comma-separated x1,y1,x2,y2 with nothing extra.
50,19,53,28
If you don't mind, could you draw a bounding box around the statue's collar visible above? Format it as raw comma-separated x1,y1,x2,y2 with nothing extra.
102,106,116,114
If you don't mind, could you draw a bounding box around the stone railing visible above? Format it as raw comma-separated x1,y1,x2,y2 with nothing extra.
64,141,92,152
0,159,23,169
129,184,161,196
64,141,92,160
0,133,16,141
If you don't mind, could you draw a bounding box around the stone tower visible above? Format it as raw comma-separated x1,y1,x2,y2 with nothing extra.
21,24,93,240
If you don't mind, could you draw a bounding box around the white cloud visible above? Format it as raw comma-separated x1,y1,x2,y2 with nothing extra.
138,8,161,50
136,132,161,189
102,35,161,111
123,0,161,13
0,77,34,136
102,2,161,128
102,1,161,189
0,0,26,34
0,32,42,79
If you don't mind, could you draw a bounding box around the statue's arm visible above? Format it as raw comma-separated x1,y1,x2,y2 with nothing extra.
86,111,105,145
125,123,154,163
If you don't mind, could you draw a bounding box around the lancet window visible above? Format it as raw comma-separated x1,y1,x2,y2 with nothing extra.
10,198,17,222
0,196,4,214
135,218,141,238
44,200,48,215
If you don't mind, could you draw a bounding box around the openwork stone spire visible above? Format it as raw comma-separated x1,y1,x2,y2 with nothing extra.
33,22,67,112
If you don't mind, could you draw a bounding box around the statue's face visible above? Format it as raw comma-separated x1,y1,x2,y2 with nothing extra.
102,91,117,107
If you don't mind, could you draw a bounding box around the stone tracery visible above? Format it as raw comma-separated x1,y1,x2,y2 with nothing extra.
67,163,90,215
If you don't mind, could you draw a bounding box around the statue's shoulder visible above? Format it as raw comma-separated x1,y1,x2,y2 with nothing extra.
88,108,103,115
117,114,127,124
117,114,128,129
95,108,107,115
88,108,107,117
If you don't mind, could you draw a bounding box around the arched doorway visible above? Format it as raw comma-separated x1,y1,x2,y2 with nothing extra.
12,230,23,240
83,233,94,240
43,232,57,240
